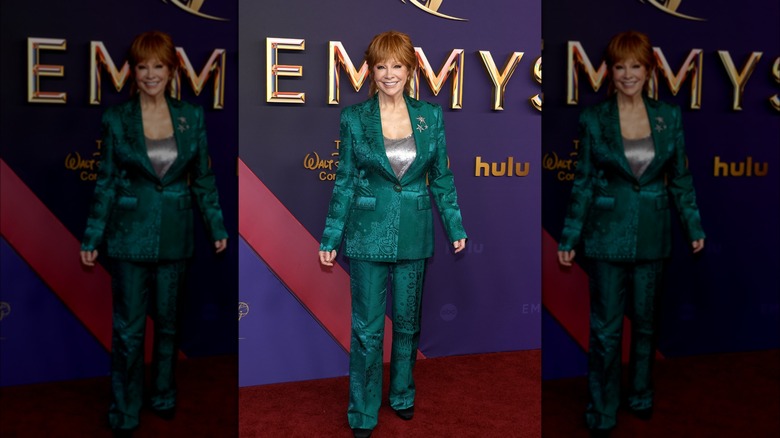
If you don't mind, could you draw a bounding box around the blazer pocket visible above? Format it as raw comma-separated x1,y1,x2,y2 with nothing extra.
655,194,670,210
417,195,432,210
593,196,615,210
179,195,193,210
116,196,138,210
353,196,376,210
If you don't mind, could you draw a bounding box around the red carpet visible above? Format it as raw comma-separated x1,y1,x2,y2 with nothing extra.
0,355,237,438
239,350,541,437
542,350,780,437
5,349,770,436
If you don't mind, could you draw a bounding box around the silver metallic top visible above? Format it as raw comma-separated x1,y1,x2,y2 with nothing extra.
384,134,417,180
145,135,178,179
623,135,655,179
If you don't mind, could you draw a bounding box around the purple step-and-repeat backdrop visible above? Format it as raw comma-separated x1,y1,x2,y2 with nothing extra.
542,0,779,379
238,0,542,386
3,0,775,392
1,1,238,386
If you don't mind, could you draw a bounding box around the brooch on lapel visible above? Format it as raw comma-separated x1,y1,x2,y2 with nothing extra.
177,117,190,133
415,115,428,132
653,116,666,133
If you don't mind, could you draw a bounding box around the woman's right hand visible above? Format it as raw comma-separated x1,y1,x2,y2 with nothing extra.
319,250,337,267
557,249,576,267
80,250,99,267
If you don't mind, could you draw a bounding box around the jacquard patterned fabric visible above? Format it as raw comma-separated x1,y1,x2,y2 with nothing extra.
320,94,467,261
81,95,228,261
559,96,705,261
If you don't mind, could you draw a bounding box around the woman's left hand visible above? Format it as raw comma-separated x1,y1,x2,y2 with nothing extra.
691,238,705,254
452,239,467,254
214,238,228,253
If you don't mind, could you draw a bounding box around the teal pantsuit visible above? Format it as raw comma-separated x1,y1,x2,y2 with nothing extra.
559,96,704,430
348,259,425,429
320,95,467,430
82,95,227,431
585,260,663,429
109,260,185,429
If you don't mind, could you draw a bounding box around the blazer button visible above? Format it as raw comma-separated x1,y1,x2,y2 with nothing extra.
156,185,163,192
393,184,402,192
632,185,640,192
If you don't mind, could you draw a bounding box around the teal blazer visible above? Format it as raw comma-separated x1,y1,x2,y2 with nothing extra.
320,95,467,262
559,96,704,261
81,95,228,261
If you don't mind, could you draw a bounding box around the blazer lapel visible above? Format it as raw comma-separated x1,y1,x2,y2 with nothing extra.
360,95,399,181
639,97,669,183
161,97,190,184
604,97,636,181
401,96,429,184
128,96,161,180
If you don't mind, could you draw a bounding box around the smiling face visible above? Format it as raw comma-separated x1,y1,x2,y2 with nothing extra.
372,59,410,99
611,58,648,99
134,57,171,99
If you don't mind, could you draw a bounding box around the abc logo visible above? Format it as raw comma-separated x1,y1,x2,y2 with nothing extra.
440,303,458,321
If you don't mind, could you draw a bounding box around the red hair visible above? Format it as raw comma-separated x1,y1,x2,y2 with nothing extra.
364,31,417,96
128,31,178,94
605,31,655,94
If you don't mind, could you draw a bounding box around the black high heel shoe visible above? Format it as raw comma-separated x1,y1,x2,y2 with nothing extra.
629,406,653,420
151,407,176,420
588,427,613,438
394,406,414,420
352,428,372,438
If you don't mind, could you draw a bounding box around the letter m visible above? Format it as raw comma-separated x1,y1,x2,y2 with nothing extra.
414,47,465,109
89,41,131,105
176,48,227,109
567,41,608,105
328,41,370,104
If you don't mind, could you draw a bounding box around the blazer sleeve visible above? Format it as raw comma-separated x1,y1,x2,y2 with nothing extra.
189,106,228,242
81,110,119,251
428,105,467,243
319,108,358,252
665,106,705,242
558,109,597,251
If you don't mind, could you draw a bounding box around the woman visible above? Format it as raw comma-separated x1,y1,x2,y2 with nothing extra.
557,31,705,436
318,31,467,438
80,31,228,436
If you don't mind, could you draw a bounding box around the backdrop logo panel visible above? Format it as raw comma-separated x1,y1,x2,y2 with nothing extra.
474,156,531,177
400,0,468,21
64,142,102,182
27,37,227,108
303,142,341,182
162,0,229,21
643,0,706,21
566,42,771,111
268,40,536,112
712,156,769,178
439,304,458,321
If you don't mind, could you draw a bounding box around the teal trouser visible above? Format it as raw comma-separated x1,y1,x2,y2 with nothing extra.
108,260,186,430
347,259,426,430
585,260,664,430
